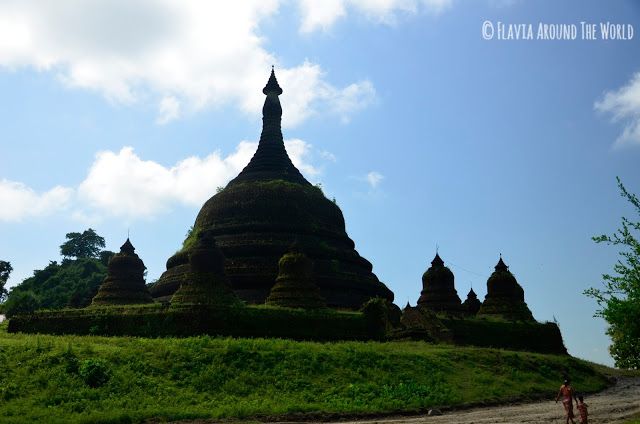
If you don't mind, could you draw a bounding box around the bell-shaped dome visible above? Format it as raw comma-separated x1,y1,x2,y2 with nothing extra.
417,253,462,313
150,69,393,309
478,256,534,321
92,238,153,306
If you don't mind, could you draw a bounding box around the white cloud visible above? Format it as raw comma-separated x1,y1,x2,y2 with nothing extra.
332,80,376,123
0,1,380,127
299,0,452,33
1,138,331,222
0,179,73,222
157,96,181,125
595,72,640,147
320,150,337,162
366,171,384,188
299,0,346,33
76,139,322,219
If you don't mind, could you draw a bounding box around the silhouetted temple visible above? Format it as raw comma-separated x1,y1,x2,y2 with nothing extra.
478,256,534,321
91,238,153,306
417,253,462,313
150,68,393,309
462,287,481,315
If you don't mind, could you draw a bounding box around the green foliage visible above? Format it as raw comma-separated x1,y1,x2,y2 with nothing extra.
0,260,11,302
6,258,107,313
3,291,40,318
98,251,115,266
60,228,106,260
439,318,567,354
8,304,374,341
585,177,640,369
0,324,613,423
79,359,111,388
181,225,199,251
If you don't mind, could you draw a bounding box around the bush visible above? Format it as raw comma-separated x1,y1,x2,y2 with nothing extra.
4,291,40,318
79,358,111,388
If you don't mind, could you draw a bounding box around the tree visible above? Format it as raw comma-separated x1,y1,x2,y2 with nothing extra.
585,177,640,369
60,228,106,260
0,260,12,302
4,290,40,318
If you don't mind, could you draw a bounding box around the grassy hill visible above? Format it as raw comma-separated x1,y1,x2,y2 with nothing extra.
0,321,614,424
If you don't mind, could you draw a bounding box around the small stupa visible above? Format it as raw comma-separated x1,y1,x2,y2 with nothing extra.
171,230,242,307
462,287,481,315
417,253,462,314
477,256,534,321
151,68,393,308
91,238,153,306
266,244,326,309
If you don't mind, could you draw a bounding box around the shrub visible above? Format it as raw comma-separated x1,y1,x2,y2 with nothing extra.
79,358,111,388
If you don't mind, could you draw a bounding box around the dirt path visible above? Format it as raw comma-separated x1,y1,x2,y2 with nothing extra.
310,377,640,424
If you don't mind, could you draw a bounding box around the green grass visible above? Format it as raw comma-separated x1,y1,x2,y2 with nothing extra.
0,321,613,424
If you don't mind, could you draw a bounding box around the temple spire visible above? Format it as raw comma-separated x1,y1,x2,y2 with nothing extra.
228,67,309,186
431,253,444,267
263,66,283,95
495,255,508,271
120,238,135,255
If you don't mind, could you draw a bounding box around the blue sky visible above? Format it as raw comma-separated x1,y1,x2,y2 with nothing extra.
1,0,639,366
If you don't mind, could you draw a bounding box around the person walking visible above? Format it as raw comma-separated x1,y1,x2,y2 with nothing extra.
556,379,578,424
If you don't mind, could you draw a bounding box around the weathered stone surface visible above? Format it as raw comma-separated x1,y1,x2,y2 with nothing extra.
478,257,534,321
462,287,482,315
91,239,153,306
417,253,462,314
266,246,325,309
151,69,393,309
397,304,453,342
171,231,242,307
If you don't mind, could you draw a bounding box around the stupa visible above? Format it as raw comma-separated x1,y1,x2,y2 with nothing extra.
477,256,534,321
417,253,462,313
462,287,481,315
266,245,326,309
171,230,242,307
91,238,153,306
151,68,393,309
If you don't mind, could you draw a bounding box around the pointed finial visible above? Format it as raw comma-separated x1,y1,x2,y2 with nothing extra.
495,255,508,271
263,67,283,95
431,252,444,267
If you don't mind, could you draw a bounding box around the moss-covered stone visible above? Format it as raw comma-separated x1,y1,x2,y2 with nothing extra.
171,231,242,308
266,248,326,309
91,239,153,306
396,304,454,343
478,257,534,321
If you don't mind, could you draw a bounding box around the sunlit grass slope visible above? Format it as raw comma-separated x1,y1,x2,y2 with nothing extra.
0,322,611,424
